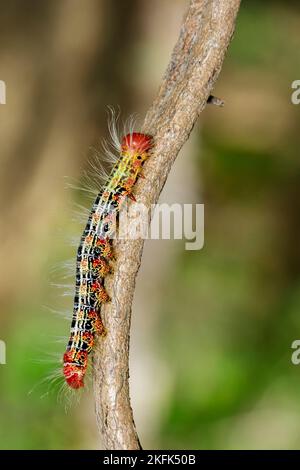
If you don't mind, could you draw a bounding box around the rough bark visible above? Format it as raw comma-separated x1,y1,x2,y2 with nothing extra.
93,0,241,450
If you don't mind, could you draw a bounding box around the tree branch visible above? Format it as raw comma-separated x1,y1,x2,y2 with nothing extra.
93,0,241,450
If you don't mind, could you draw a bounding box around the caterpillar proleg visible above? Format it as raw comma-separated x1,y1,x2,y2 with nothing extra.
63,129,153,389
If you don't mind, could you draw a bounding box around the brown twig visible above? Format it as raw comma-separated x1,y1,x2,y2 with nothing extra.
93,0,241,450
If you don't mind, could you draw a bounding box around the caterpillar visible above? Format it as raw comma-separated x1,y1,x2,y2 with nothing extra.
63,130,153,389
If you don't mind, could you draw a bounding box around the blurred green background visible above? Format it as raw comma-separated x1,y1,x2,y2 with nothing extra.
0,0,300,449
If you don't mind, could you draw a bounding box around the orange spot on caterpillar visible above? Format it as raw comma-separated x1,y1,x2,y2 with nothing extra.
85,235,94,246
80,258,89,272
79,282,88,296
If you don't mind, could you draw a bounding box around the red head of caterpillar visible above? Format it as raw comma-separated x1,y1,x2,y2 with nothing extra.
121,132,153,155
63,131,153,390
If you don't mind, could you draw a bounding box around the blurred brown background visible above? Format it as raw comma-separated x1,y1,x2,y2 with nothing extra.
0,0,300,449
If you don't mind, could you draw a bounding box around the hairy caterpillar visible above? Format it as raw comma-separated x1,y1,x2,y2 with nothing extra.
63,130,153,389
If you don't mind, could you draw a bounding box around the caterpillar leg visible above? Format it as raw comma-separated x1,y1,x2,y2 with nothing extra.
88,309,106,336
92,257,112,277
95,314,106,336
95,237,114,260
91,281,110,303
127,191,136,202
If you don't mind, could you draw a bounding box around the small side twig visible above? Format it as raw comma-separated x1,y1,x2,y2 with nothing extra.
93,0,241,450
